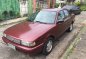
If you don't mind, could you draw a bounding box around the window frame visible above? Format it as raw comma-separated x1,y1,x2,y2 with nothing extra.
63,9,69,18
57,10,65,21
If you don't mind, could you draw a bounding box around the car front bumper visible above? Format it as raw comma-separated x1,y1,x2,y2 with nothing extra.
2,37,44,54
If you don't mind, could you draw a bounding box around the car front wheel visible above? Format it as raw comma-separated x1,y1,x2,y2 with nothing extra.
42,38,53,55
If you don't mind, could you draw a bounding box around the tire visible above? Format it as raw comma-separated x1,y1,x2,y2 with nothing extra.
42,38,53,55
67,24,73,32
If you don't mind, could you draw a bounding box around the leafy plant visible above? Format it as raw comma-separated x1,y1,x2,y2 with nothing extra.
55,3,59,8
80,4,86,11
27,11,39,21
74,1,81,6
16,12,20,18
0,14,4,21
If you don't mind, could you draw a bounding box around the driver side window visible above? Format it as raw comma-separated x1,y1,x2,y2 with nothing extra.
58,11,65,21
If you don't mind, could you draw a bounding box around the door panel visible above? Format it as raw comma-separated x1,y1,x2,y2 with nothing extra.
63,10,73,31
54,10,65,38
55,22,65,38
54,10,72,38
63,16,71,31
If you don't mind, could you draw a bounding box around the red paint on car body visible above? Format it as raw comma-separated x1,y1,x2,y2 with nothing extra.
2,8,75,54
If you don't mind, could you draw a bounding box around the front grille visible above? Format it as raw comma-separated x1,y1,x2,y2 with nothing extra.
6,35,21,44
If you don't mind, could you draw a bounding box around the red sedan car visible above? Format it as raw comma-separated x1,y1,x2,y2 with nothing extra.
2,8,75,55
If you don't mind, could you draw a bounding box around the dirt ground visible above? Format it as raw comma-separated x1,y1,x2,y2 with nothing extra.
0,11,86,59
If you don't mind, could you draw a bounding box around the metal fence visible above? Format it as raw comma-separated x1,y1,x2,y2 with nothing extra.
0,0,20,21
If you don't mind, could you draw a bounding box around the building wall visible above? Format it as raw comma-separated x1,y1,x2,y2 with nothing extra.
33,0,56,12
23,0,56,16
19,0,28,16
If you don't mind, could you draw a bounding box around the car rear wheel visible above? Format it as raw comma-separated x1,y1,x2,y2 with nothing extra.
67,24,73,32
42,38,53,55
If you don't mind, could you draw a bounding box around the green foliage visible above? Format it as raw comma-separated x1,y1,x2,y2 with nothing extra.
74,1,86,11
55,3,59,8
0,14,4,21
15,12,20,18
27,11,39,21
0,11,20,21
80,4,86,11
74,1,81,6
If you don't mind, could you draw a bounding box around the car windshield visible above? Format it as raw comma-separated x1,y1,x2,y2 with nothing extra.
34,11,56,24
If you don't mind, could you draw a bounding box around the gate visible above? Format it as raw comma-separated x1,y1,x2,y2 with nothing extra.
0,0,20,21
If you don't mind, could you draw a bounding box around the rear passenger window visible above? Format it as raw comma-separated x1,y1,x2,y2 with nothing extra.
63,10,69,17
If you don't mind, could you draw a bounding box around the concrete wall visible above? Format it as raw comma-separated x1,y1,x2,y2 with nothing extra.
19,0,28,16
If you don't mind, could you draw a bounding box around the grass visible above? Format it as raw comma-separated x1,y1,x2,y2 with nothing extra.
80,4,86,11
74,1,86,11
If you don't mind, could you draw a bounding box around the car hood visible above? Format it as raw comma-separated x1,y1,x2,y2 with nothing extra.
4,21,55,42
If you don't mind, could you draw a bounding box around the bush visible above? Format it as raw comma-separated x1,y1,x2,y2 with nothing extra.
0,11,20,21
80,4,86,11
16,12,20,18
0,14,4,21
1,11,10,20
74,1,81,6
55,3,59,8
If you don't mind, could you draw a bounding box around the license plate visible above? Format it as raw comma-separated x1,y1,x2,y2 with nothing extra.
7,43,16,50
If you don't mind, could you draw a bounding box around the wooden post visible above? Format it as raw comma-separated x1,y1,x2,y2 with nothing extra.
47,0,50,8
33,0,36,13
52,0,56,8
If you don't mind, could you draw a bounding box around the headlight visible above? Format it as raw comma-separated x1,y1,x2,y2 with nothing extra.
21,41,36,47
3,33,6,37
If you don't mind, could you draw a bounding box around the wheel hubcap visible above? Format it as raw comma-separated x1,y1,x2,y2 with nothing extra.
46,40,53,52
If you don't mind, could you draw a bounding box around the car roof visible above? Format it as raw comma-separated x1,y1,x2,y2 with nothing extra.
63,5,77,7
42,8,62,12
63,5,78,9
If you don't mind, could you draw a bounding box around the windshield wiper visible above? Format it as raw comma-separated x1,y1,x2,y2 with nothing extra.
34,21,47,24
35,21,41,23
